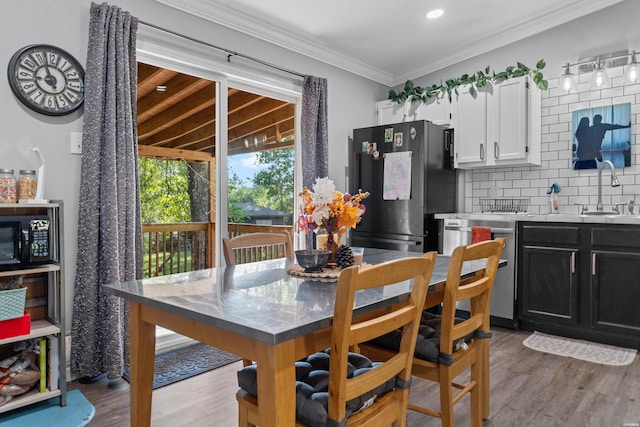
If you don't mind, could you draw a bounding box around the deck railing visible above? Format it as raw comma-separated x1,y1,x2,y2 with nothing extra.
142,222,294,278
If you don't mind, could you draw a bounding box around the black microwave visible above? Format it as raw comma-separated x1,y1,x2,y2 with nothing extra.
0,215,51,270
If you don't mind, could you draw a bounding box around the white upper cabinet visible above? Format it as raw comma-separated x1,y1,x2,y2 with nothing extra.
376,96,451,126
451,76,541,169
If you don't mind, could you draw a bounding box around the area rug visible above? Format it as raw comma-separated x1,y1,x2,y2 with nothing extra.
0,389,94,427
123,342,242,389
523,331,637,366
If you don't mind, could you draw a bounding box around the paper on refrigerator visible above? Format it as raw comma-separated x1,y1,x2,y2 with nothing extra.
383,151,412,200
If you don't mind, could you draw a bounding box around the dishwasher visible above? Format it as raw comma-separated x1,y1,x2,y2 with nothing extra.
441,218,517,328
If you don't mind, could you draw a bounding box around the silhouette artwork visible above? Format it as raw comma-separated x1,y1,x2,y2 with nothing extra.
573,104,632,170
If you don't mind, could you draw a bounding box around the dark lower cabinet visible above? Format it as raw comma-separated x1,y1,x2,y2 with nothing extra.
518,222,640,348
520,245,579,325
589,226,640,340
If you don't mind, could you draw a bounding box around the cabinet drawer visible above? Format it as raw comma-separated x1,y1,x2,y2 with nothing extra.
590,226,640,250
520,224,580,246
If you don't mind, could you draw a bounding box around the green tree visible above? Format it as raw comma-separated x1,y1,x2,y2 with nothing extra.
139,158,190,223
252,147,294,224
227,171,250,223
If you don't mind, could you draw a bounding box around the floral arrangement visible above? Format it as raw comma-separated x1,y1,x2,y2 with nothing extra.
298,177,370,239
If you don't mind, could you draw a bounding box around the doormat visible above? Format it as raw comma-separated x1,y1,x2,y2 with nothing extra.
123,342,241,389
523,331,637,366
0,389,94,427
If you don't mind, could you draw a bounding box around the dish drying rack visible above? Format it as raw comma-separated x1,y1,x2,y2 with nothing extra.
480,198,529,213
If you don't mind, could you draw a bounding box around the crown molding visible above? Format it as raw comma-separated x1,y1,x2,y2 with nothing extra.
152,0,394,85
154,0,623,88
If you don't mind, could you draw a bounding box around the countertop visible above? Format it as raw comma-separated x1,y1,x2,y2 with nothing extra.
435,212,640,225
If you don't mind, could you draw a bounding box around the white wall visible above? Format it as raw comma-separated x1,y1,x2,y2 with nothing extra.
399,0,640,214
2,0,387,332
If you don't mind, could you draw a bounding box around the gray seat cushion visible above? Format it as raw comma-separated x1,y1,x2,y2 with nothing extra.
237,350,396,427
369,312,475,365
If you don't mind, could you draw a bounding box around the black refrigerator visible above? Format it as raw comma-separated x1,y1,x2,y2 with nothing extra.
349,120,455,252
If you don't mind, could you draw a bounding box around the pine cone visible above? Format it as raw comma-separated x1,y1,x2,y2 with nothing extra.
336,245,354,269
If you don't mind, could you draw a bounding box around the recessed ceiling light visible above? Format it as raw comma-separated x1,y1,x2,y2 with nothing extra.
426,9,444,19
156,85,167,92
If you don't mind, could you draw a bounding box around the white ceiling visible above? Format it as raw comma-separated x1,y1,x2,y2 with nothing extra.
155,0,624,86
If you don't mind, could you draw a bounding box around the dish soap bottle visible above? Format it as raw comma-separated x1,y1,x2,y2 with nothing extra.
547,183,561,214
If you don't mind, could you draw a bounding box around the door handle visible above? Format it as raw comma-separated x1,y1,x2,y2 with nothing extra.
570,252,575,274
480,143,485,161
494,141,499,159
592,253,596,276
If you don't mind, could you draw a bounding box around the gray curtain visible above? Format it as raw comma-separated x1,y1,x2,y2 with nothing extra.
71,2,141,379
301,76,329,187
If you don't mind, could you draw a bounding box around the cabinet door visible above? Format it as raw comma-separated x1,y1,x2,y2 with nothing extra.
416,96,451,126
520,245,579,326
452,86,487,167
590,250,640,335
488,77,528,163
376,100,402,125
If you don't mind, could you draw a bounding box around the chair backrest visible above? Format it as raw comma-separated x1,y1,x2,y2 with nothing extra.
438,238,505,356
222,232,293,265
327,251,437,425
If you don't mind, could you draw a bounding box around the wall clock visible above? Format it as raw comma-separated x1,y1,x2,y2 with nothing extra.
7,44,85,116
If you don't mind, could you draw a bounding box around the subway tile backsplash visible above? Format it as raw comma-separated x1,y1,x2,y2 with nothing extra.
465,75,640,214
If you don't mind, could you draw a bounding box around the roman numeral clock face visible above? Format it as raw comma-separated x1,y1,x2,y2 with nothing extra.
8,44,85,116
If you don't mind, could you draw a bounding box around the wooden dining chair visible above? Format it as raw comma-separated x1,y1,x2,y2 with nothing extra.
223,231,294,366
360,238,505,427
236,251,438,427
223,231,293,266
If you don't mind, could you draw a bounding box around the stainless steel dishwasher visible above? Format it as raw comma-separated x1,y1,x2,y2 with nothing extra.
441,218,517,328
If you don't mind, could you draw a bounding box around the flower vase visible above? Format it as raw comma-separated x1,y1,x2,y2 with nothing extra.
325,232,339,267
316,232,340,267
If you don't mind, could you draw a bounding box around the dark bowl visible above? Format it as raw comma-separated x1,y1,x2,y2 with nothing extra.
295,250,331,273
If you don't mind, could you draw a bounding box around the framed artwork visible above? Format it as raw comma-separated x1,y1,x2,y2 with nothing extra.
572,103,632,170
394,132,403,147
384,128,393,143
361,141,369,152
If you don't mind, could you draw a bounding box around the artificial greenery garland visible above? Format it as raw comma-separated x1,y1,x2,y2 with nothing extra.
388,60,548,104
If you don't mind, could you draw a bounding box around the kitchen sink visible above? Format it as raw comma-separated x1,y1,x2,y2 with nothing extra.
581,211,620,216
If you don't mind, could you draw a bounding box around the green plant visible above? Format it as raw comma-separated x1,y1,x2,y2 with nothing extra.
388,60,548,104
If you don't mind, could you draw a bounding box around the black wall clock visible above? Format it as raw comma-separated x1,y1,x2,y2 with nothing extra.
7,44,85,116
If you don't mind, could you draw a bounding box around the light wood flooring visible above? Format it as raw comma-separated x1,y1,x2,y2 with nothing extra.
69,327,640,426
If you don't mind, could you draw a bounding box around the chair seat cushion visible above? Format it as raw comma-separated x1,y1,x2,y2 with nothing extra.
369,312,474,365
237,350,396,427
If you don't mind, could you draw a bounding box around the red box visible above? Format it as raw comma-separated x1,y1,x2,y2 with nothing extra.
0,312,31,339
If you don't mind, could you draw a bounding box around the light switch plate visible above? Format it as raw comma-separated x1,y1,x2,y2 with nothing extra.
70,132,82,155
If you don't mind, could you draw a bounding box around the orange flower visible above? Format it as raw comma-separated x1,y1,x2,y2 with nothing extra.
297,177,369,236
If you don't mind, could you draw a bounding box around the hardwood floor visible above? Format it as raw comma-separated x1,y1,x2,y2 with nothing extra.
69,327,640,426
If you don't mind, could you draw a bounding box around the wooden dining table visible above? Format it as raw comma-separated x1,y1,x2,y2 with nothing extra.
104,248,500,426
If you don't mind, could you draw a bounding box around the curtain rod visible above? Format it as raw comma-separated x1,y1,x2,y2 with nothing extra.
138,20,306,79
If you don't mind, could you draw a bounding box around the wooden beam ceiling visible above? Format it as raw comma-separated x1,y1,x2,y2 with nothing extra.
137,63,295,158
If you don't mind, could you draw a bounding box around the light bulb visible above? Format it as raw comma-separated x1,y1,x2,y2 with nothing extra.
559,63,576,93
595,72,604,87
590,59,609,89
625,52,639,83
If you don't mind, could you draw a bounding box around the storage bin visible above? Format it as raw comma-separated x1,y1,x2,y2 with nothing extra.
0,287,27,321
0,311,30,339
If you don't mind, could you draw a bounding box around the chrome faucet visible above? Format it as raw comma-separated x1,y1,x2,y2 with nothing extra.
596,160,621,211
